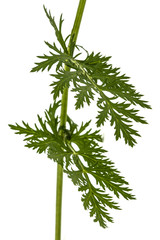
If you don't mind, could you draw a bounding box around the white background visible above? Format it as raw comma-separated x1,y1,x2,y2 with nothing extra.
0,0,160,239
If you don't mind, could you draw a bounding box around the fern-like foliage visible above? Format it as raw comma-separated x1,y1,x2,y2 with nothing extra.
9,6,151,228
31,8,151,147
9,101,61,154
9,102,135,227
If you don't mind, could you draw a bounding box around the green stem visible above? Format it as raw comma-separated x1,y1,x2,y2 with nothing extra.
55,1,87,240
69,0,87,53
55,164,63,240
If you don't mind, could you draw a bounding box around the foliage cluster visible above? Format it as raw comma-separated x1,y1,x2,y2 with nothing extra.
9,6,151,228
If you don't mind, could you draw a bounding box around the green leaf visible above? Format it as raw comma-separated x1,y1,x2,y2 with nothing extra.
9,121,53,154
43,5,68,53
63,119,135,227
9,102,61,154
30,42,76,73
30,43,66,72
44,101,61,135
55,50,151,146
72,83,95,109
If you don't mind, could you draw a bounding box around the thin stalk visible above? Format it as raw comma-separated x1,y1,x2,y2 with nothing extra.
55,1,87,240
55,164,63,240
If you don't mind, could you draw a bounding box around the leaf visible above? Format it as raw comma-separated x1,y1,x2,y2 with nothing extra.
30,42,77,73
9,102,61,154
56,51,151,146
43,5,68,53
63,119,135,227
72,82,95,109
44,101,61,135
30,44,66,72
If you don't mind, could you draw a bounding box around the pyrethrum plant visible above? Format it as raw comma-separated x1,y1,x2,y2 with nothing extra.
9,1,151,239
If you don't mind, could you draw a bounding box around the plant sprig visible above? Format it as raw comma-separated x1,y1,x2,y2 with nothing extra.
9,5,151,229
9,101,135,227
31,15,151,146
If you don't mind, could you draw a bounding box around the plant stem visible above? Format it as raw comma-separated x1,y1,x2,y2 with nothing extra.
55,164,63,240
69,0,87,52
55,1,87,240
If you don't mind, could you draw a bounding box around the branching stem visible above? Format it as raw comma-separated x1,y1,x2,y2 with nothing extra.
55,1,87,240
